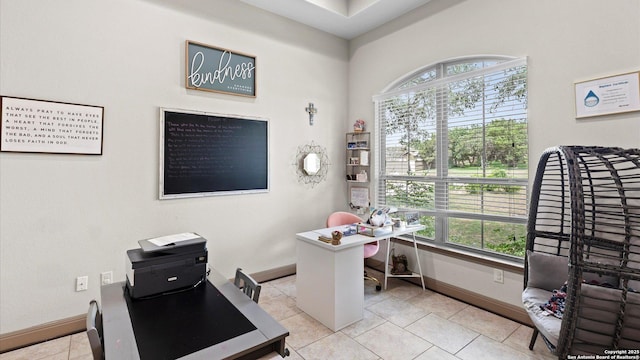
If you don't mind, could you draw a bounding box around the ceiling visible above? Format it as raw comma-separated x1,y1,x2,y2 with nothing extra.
238,0,432,39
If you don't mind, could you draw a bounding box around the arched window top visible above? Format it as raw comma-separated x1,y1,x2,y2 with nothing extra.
388,55,518,92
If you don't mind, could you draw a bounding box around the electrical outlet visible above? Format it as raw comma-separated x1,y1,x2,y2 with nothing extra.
493,269,504,284
101,271,113,285
76,276,89,291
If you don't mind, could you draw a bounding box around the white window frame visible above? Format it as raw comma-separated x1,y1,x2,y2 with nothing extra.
373,56,529,260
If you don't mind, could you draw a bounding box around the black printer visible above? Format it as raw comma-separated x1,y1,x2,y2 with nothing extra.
126,233,208,299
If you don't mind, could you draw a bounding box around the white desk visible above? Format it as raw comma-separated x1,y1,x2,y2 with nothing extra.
295,225,425,331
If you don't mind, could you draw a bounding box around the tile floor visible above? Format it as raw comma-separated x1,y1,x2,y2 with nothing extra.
0,269,556,360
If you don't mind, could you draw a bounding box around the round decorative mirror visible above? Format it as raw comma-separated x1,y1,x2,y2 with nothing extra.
303,153,321,175
294,142,330,187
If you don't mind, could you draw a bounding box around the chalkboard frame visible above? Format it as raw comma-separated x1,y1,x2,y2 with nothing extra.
159,108,269,199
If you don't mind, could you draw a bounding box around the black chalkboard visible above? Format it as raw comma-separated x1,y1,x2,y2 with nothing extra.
160,109,268,199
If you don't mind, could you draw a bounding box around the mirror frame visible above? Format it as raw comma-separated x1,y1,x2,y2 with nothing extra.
294,142,330,188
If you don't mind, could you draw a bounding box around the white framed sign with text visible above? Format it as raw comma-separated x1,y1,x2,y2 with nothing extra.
1,96,104,155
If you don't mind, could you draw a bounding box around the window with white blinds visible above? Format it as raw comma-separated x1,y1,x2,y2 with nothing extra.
373,56,529,259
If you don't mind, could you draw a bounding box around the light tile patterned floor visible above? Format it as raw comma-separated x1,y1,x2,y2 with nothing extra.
0,269,556,360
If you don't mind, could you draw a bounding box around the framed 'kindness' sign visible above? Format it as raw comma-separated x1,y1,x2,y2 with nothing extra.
185,41,256,97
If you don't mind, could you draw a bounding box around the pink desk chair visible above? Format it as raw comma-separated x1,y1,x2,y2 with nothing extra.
326,211,382,291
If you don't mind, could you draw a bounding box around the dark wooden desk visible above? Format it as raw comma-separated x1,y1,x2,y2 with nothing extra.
101,268,288,359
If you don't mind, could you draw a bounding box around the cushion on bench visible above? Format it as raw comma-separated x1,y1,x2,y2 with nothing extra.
523,286,561,347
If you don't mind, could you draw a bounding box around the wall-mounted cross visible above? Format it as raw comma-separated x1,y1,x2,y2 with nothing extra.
305,103,318,126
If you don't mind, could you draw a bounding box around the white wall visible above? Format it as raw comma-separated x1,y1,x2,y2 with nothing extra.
0,0,349,333
350,0,640,307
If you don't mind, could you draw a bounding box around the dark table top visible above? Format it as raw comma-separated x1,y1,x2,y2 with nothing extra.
101,268,288,359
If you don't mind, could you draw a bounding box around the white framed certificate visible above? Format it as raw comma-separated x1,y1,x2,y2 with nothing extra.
575,71,640,118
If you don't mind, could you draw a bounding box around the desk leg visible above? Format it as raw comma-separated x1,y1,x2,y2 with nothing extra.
412,232,425,291
384,237,390,290
383,234,425,291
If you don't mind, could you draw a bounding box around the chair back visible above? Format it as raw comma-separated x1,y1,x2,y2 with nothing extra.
86,299,103,360
326,211,362,227
327,211,379,258
234,268,262,303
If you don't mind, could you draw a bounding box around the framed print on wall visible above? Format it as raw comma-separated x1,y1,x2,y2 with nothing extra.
185,40,256,97
350,187,370,208
575,71,640,118
0,96,104,155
